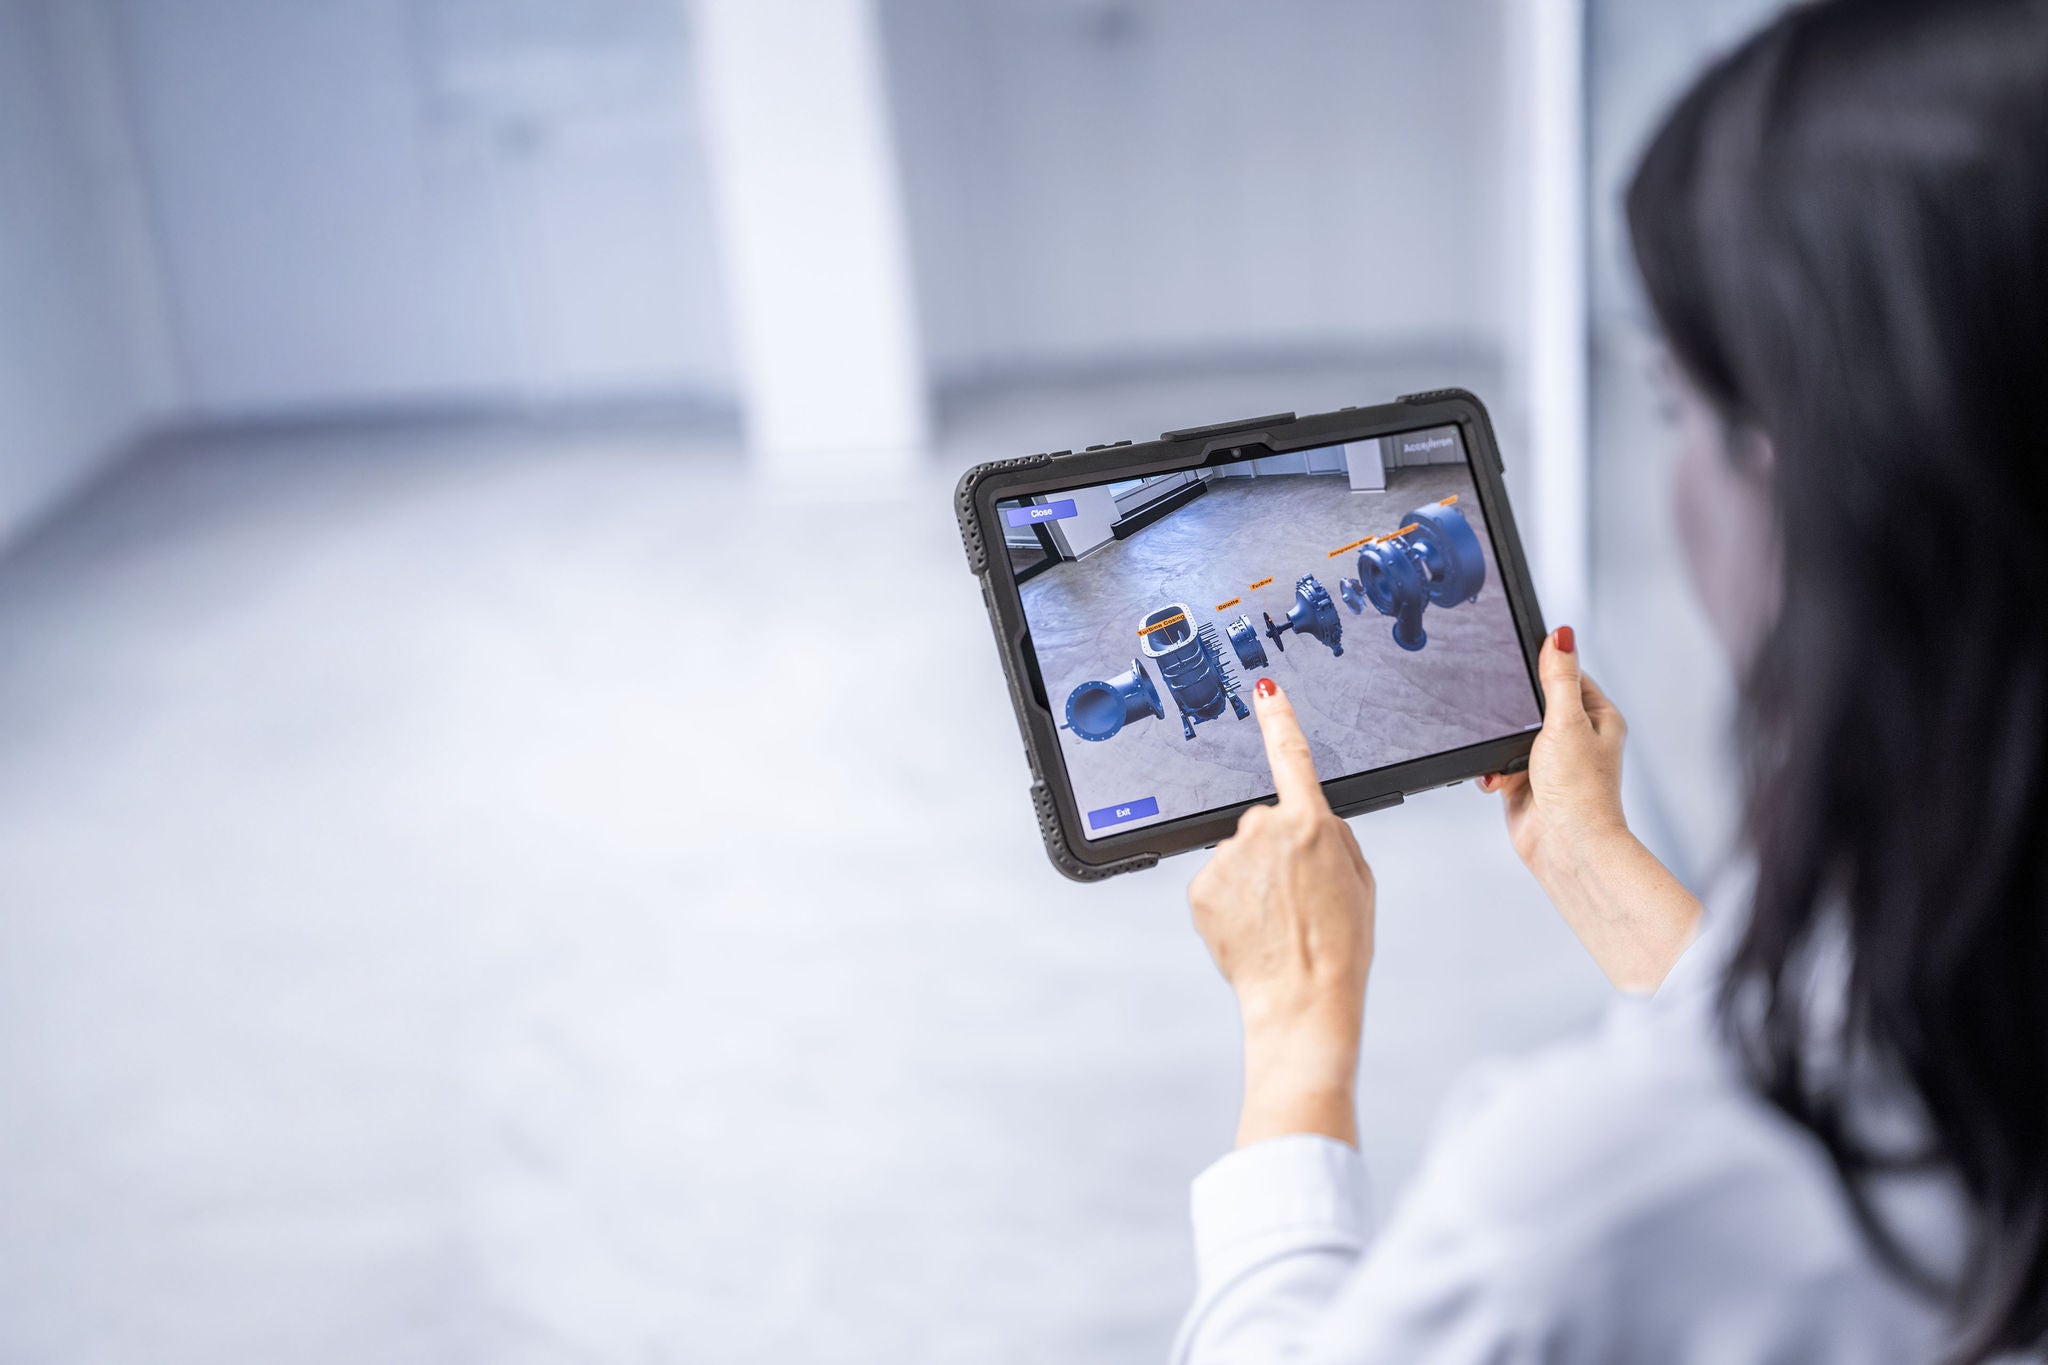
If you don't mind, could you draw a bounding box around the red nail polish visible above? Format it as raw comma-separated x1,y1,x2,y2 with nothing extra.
1556,624,1575,655
1254,677,1277,699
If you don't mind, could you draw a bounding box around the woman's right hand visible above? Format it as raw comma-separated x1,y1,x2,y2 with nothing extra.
1483,626,1629,874
1479,626,1703,994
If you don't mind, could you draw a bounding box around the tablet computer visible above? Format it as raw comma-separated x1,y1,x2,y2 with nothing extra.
955,389,1548,882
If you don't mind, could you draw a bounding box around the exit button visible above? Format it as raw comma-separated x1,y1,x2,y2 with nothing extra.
1087,796,1160,830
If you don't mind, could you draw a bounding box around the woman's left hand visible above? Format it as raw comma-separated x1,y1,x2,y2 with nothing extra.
1190,676,1375,1149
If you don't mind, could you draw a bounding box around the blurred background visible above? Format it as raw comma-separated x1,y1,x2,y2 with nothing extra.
0,1,1782,1360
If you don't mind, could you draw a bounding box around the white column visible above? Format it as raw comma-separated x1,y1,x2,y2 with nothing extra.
1515,0,1591,630
1345,443,1388,491
692,0,929,477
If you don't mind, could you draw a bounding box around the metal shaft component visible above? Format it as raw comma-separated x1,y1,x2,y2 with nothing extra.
1262,575,1345,657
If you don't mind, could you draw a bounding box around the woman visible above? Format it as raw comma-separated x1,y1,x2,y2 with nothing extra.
1174,2,2048,1361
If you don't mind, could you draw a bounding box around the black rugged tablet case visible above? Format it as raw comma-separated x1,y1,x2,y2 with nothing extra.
956,389,1547,882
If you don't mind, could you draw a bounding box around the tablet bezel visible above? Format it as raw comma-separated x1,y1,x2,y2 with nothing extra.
958,389,1549,881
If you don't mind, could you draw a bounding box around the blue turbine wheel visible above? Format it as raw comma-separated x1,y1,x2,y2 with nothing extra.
1355,538,1430,651
1404,502,1487,606
1065,658,1164,741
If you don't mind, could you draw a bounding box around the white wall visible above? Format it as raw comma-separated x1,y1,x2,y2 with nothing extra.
0,0,178,545
1214,443,1364,480
881,0,1511,387
1578,0,1793,881
109,0,737,419
1386,424,1466,466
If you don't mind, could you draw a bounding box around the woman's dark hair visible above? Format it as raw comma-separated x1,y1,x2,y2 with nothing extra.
1626,0,2048,1358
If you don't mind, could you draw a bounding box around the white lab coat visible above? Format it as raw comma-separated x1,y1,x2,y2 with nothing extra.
1174,891,1974,1363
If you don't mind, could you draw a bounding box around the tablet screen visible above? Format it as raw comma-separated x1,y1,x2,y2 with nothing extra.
997,424,1543,839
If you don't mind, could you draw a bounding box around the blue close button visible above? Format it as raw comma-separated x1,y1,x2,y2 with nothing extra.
1088,796,1160,830
1005,499,1078,527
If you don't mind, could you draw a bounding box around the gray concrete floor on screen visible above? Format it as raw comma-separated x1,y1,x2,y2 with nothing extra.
1023,467,1540,833
0,387,1611,1364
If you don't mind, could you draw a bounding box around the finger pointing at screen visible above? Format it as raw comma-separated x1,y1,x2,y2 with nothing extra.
1188,674,1377,1148
1249,676,1328,812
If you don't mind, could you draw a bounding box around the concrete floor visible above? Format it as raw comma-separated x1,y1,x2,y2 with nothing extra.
0,407,1611,1364
1022,467,1541,836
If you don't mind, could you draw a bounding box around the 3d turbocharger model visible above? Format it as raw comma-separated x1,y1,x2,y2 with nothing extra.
1225,614,1268,671
1263,575,1345,657
1064,658,1164,742
1338,499,1487,651
1141,603,1251,740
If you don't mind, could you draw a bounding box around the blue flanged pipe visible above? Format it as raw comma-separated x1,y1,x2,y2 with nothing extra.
1065,658,1164,741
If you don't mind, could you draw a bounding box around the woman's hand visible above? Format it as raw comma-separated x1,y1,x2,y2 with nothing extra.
1479,626,1702,993
1190,677,1374,1149
1485,625,1629,871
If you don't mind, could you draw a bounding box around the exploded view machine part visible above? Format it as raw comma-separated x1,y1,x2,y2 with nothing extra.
1141,603,1251,740
1065,658,1165,742
1225,614,1269,671
1262,575,1346,657
1338,501,1488,652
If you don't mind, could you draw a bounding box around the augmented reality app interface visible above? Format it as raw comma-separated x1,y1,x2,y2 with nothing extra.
999,425,1543,840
